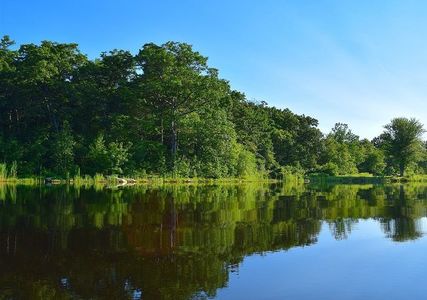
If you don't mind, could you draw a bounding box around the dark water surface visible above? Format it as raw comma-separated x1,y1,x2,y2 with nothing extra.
0,183,427,299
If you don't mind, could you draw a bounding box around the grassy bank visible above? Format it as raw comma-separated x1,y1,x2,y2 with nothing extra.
4,170,427,186
308,174,388,184
0,163,41,184
0,174,279,186
388,174,427,183
308,173,427,184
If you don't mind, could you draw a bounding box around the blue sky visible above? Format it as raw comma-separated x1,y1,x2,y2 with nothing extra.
2,0,427,138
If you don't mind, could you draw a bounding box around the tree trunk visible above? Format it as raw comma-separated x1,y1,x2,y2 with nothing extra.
399,162,405,177
160,116,164,144
171,118,177,167
399,185,405,203
171,101,178,170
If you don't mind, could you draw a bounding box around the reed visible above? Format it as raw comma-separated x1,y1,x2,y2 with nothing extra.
0,163,7,181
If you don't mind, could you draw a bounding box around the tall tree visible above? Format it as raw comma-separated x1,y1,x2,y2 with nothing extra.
382,118,425,176
329,123,359,143
135,42,229,170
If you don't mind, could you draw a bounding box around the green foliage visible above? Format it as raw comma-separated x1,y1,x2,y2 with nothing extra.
179,110,238,178
85,135,131,175
321,136,358,175
0,161,18,181
235,146,259,179
131,141,166,174
317,123,388,176
329,123,359,143
172,157,191,178
318,162,340,176
52,122,75,176
381,118,425,176
0,163,7,181
108,141,131,175
269,107,322,170
357,144,385,175
0,36,425,180
9,161,18,178
279,165,305,183
86,134,110,175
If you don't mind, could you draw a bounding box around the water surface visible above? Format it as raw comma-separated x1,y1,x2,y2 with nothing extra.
0,183,427,299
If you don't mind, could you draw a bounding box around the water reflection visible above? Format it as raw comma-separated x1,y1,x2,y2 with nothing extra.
0,183,426,299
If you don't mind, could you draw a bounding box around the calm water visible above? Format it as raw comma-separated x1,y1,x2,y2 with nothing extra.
1,183,427,299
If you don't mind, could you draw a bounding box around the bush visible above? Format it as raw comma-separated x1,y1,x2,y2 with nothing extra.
318,162,339,176
280,165,305,181
173,157,191,178
236,148,258,179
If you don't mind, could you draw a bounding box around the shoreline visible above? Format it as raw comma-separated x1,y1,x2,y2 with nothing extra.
2,174,427,186
0,176,282,186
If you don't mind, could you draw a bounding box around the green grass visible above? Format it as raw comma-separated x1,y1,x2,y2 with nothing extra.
308,173,427,184
0,162,30,183
133,176,276,184
0,164,7,181
7,169,427,187
308,174,387,184
389,174,427,183
1,173,276,187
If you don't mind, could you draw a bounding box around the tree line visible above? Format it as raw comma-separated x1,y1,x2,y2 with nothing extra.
0,35,425,178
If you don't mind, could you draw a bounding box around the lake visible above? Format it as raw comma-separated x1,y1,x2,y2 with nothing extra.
0,183,427,299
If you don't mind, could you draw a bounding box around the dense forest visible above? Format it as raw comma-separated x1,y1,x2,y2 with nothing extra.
0,35,426,179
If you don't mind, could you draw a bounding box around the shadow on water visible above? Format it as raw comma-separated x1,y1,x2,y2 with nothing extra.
0,182,426,299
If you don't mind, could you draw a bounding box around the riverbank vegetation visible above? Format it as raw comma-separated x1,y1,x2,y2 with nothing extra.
1,35,427,181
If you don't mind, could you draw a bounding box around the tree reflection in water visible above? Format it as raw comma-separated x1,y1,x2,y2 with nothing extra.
0,183,426,299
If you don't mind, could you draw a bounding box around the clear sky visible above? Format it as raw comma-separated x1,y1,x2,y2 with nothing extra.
2,0,427,139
